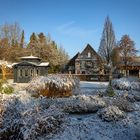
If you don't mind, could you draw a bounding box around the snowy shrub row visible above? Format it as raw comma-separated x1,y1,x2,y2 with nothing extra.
0,93,67,140
26,75,80,97
112,77,140,90
20,105,66,140
63,95,106,114
44,95,106,114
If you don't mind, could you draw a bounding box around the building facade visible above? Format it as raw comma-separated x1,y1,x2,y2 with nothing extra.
118,57,140,77
13,56,49,83
68,44,103,75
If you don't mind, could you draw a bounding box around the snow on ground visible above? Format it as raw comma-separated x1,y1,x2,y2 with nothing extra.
51,112,140,140
1,79,140,140
73,81,108,96
80,81,108,89
49,80,140,140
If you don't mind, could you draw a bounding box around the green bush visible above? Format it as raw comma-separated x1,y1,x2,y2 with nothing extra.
0,79,7,86
0,79,14,94
106,81,116,97
3,85,14,94
0,79,7,93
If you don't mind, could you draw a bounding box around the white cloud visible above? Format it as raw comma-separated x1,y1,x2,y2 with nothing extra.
56,21,98,39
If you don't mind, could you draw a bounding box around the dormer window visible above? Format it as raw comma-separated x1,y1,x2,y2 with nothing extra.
88,52,91,57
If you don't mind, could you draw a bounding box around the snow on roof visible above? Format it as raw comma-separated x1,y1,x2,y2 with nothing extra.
0,60,16,68
6,64,13,68
20,55,40,59
39,62,49,66
11,63,18,66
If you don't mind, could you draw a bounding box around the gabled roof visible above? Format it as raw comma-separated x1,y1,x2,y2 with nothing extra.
81,44,98,55
13,61,39,66
67,52,80,65
80,44,102,61
13,61,49,67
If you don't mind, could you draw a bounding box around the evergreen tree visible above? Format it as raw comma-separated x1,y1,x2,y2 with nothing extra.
38,32,46,44
20,30,25,48
37,32,47,58
29,32,38,48
28,32,38,55
98,16,116,64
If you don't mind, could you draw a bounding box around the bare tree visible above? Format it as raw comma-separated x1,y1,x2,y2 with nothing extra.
98,17,116,94
0,22,21,45
98,16,116,64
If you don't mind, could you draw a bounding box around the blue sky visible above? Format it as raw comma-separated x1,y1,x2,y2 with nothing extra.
0,0,140,57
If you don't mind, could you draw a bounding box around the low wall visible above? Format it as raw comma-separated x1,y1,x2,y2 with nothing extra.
73,74,109,81
55,74,110,81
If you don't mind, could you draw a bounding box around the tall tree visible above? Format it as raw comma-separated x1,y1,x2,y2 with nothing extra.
28,32,38,55
58,46,69,66
118,35,137,76
98,16,116,64
111,46,121,67
37,32,47,58
38,32,46,44
20,30,25,48
28,32,38,48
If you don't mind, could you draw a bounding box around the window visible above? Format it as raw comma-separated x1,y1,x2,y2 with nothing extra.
30,69,33,76
36,69,40,76
88,52,91,57
82,71,85,74
36,69,39,75
81,61,85,69
18,69,22,77
25,69,28,77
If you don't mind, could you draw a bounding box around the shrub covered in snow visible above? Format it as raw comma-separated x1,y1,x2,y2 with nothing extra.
0,93,67,140
112,77,140,90
119,91,140,103
112,96,135,112
26,75,80,97
49,95,106,114
21,105,66,140
99,105,125,122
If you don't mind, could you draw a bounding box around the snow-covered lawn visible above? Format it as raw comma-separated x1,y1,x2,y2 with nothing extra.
1,78,140,140
80,81,108,89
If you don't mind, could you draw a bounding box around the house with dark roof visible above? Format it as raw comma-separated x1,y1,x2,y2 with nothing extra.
13,55,49,83
68,44,104,75
67,52,80,74
118,56,140,77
